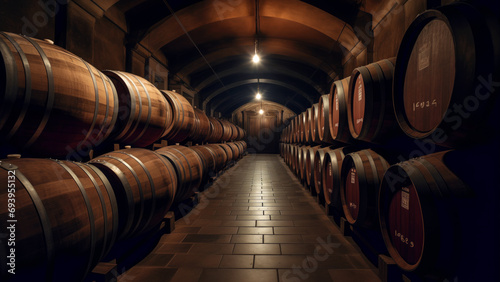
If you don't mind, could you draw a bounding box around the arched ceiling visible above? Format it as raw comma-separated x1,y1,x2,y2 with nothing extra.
105,0,368,117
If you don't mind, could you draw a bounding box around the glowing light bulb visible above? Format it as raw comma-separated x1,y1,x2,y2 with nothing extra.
252,54,260,63
259,109,264,115
256,93,262,100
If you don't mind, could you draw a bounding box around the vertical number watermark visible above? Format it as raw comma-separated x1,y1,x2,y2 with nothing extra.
6,169,16,275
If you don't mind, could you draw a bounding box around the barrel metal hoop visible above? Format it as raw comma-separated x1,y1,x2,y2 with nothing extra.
89,159,135,238
74,162,109,261
124,75,143,142
174,93,186,136
53,160,96,275
80,59,100,147
417,158,449,198
100,154,144,235
22,36,54,149
129,77,152,144
0,32,32,139
114,151,156,232
85,163,118,253
94,70,110,140
16,170,55,281
106,71,135,140
0,33,19,132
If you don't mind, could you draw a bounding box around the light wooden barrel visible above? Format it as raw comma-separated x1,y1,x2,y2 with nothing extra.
155,146,203,203
218,143,234,164
318,94,334,144
204,144,227,171
219,120,234,142
393,3,500,147
188,108,210,143
0,32,118,157
305,145,321,188
206,117,224,143
310,103,321,144
313,146,332,195
0,158,118,281
89,148,177,239
322,148,348,214
328,77,352,144
304,107,313,144
104,71,171,147
347,58,397,143
190,145,217,189
340,149,389,228
379,151,471,275
160,90,195,143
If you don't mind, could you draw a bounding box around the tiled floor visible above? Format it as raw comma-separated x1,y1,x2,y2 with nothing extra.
118,154,381,282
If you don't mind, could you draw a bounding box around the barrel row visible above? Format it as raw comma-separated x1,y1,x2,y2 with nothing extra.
281,2,500,148
0,140,247,281
0,32,246,159
280,142,492,279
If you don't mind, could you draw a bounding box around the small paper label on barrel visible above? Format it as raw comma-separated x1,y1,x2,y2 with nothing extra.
350,168,356,184
401,189,410,210
418,43,430,71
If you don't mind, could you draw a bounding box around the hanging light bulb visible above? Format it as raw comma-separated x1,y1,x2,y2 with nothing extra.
256,92,262,100
252,53,260,63
259,109,264,115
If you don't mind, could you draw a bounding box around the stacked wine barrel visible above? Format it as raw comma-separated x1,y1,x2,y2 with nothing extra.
0,139,247,281
280,2,500,281
0,32,245,160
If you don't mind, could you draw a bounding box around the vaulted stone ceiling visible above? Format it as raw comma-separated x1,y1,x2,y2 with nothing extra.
103,0,371,116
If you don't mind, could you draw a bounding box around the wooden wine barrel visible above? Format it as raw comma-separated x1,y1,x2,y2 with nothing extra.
313,146,332,195
204,144,227,171
0,158,118,281
322,148,348,214
188,108,210,143
190,145,217,189
236,126,246,141
103,71,171,147
328,77,352,144
379,151,470,275
291,117,297,143
218,143,234,164
291,145,301,175
393,3,500,147
160,90,195,143
318,94,335,144
219,119,234,142
340,149,389,228
347,58,398,143
155,146,203,203
0,32,119,158
298,145,311,181
233,141,245,158
226,142,241,160
310,103,321,144
229,123,239,141
206,117,224,143
305,145,321,188
297,112,305,143
304,108,313,144
89,148,177,239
